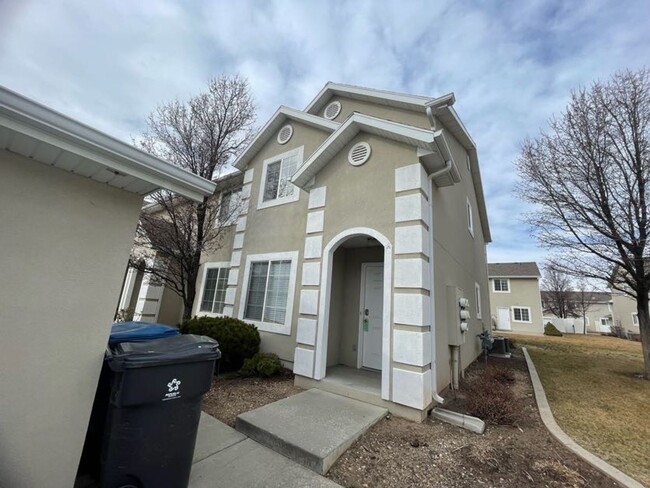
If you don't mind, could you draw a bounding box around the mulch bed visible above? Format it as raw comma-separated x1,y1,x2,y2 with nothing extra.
326,348,619,488
201,369,303,427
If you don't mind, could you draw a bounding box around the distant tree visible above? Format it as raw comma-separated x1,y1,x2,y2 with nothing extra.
541,265,576,318
517,68,650,378
574,280,598,334
131,75,256,320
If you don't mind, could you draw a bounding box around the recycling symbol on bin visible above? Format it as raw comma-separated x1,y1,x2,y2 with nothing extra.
167,378,181,393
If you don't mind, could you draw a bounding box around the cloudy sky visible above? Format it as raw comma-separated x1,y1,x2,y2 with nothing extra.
1,0,649,264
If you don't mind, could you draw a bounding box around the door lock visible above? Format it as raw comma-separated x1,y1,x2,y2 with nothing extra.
364,309,369,316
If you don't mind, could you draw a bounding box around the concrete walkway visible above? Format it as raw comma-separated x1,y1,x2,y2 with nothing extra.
236,389,387,475
522,347,644,488
190,412,340,488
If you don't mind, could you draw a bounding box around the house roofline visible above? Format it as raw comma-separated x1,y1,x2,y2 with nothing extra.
0,85,215,202
291,112,439,188
232,106,339,171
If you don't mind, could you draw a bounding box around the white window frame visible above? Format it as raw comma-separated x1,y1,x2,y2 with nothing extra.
492,278,510,293
475,282,482,319
196,262,230,317
257,146,303,210
511,306,532,323
632,312,639,326
217,188,242,226
467,197,474,237
238,251,299,335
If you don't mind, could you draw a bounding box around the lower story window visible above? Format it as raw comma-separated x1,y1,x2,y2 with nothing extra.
512,306,531,322
199,266,229,314
239,251,298,335
245,260,291,324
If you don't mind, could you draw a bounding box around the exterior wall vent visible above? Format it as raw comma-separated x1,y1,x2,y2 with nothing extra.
277,124,293,145
323,101,341,120
348,142,371,166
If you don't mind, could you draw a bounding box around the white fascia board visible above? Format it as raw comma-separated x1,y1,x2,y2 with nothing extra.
292,113,436,188
304,82,443,114
232,106,339,171
0,86,215,201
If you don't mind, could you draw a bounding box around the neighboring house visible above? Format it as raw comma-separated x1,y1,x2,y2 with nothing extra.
541,291,613,334
488,262,544,334
611,291,643,336
0,87,214,488
122,82,493,421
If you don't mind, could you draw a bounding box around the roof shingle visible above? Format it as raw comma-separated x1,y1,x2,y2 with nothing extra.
488,262,541,278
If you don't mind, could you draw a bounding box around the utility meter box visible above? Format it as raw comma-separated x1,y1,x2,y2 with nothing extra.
447,285,469,346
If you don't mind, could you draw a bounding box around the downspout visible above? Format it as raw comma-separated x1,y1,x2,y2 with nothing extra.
426,106,452,405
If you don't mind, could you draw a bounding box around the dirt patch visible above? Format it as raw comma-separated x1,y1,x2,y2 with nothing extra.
202,369,303,427
327,350,618,488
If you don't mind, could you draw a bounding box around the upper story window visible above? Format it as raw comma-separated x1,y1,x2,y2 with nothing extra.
493,278,510,293
218,189,242,225
257,146,303,210
199,264,230,315
467,197,474,237
633,313,639,326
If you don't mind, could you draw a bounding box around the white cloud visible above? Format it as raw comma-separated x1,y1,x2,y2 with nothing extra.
1,0,648,266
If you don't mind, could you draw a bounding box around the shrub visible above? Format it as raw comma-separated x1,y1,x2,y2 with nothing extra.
544,322,563,337
180,316,260,371
240,352,283,377
464,377,519,425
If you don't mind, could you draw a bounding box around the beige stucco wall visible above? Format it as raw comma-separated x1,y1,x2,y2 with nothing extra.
0,152,143,488
584,301,613,332
431,129,490,389
229,120,332,361
612,292,641,333
319,95,430,129
489,277,544,333
157,285,184,325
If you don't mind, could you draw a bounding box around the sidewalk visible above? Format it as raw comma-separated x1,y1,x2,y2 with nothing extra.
190,412,341,488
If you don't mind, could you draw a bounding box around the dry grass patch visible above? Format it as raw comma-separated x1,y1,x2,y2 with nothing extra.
512,333,650,486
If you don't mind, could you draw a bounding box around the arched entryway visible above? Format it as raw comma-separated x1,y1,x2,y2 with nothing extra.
313,227,392,401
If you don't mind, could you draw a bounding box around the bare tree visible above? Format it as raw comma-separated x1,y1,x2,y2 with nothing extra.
517,68,650,378
574,280,598,334
541,265,576,318
131,75,256,320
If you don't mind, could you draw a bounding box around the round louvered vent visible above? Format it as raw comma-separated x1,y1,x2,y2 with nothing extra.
277,124,293,144
323,101,341,120
348,142,371,166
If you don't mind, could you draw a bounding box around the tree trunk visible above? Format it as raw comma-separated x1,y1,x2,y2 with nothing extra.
637,293,650,379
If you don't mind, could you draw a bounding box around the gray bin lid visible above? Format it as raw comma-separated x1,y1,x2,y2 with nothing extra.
108,334,220,371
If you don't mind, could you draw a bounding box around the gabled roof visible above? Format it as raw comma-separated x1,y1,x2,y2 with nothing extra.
292,112,456,187
232,106,339,171
0,86,215,202
488,262,541,278
303,82,490,242
304,82,454,115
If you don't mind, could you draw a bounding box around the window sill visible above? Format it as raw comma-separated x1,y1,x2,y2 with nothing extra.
243,318,291,335
257,193,300,210
493,290,511,294
198,311,229,318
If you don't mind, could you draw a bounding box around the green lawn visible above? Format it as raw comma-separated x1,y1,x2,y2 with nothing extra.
513,333,650,486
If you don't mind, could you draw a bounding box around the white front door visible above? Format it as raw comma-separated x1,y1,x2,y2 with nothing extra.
360,263,383,370
497,307,511,330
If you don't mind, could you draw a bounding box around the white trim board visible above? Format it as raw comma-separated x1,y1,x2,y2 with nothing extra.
257,146,303,210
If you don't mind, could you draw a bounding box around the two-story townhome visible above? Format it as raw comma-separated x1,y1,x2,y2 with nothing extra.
541,290,613,334
488,262,544,334
611,291,643,337
121,83,492,420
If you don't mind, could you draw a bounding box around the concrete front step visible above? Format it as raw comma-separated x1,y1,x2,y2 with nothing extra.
235,389,387,475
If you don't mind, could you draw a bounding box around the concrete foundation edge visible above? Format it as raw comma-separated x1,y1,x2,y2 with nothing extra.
522,347,644,488
294,377,428,422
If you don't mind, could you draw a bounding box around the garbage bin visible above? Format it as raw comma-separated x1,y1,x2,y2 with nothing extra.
101,334,220,488
77,322,181,482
